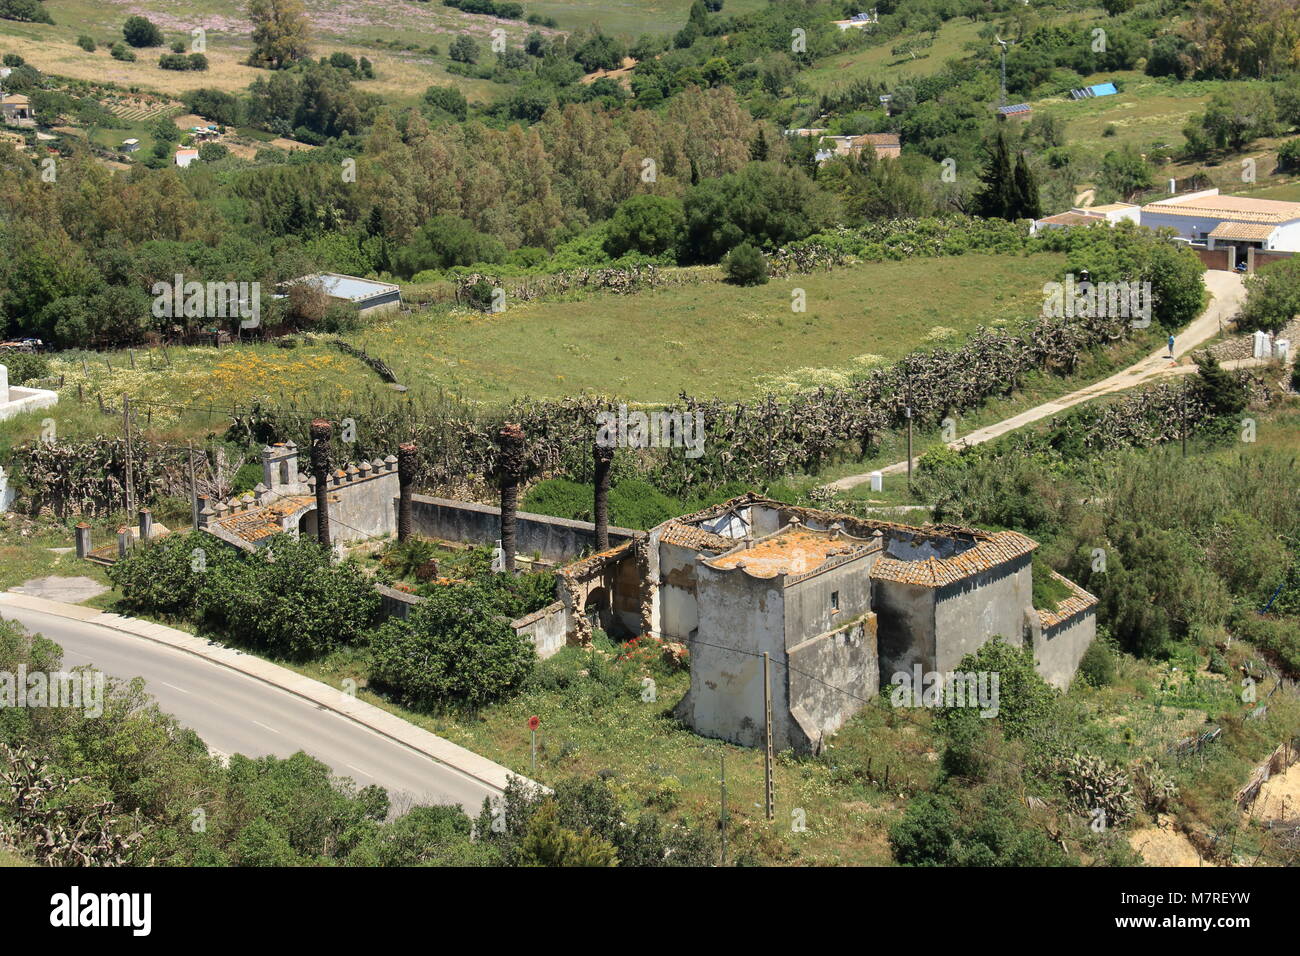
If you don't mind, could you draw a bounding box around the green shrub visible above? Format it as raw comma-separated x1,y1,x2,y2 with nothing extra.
1031,553,1072,611
1076,638,1116,687
203,534,380,659
108,531,229,618
722,242,769,286
110,43,136,62
122,15,163,47
522,478,590,521
76,35,96,52
0,351,49,385
369,584,535,709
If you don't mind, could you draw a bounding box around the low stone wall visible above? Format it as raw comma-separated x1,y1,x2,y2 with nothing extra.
375,583,423,620
0,384,59,423
510,600,568,659
408,493,640,563
375,582,568,659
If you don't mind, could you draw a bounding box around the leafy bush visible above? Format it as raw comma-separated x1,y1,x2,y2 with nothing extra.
110,43,136,62
122,15,163,47
108,531,230,618
1076,638,1116,687
203,534,380,659
76,35,96,52
369,584,535,709
722,242,769,286
0,350,49,385
890,786,1068,866
1031,553,1072,611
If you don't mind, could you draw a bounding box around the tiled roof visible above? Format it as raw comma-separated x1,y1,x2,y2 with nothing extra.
1037,570,1098,628
1208,221,1277,241
657,519,734,553
560,539,635,579
1142,194,1300,224
214,495,317,543
1037,211,1105,226
870,530,1037,588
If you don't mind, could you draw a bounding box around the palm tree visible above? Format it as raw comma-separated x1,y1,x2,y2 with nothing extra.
496,423,526,572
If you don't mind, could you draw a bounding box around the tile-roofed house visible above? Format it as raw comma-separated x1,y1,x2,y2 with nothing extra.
1140,188,1300,252
1,93,34,128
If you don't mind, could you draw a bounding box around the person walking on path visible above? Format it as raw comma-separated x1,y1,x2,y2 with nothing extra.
1167,333,1175,359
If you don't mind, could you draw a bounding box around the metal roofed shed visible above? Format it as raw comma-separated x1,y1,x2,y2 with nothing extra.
285,273,403,315
997,103,1032,116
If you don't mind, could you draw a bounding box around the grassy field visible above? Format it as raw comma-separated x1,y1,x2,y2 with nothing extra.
525,0,768,34
0,253,1067,449
354,252,1066,403
1033,72,1216,154
0,1,531,105
801,16,986,91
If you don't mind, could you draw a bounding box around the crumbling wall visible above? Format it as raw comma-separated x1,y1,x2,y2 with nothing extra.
788,613,879,753
676,565,787,749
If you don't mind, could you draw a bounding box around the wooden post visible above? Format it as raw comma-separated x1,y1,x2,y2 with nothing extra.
764,651,775,822
123,395,134,515
187,440,199,530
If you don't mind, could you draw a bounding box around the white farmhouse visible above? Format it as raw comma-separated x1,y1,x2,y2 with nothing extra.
1140,189,1300,253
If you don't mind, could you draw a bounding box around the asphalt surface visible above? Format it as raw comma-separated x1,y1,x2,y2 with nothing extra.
1,605,499,816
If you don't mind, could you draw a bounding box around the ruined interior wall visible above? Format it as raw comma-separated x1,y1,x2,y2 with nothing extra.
932,555,1032,672
657,541,702,641
871,579,936,685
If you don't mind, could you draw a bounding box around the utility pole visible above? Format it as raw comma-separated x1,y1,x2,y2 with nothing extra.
763,652,775,822
122,395,134,516
720,753,728,867
187,440,198,529
1181,380,1188,458
995,38,1009,109
905,376,914,490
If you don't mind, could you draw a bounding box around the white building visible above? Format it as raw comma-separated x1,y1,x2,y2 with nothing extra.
1030,202,1140,235
0,362,58,423
283,273,403,315
1140,189,1300,253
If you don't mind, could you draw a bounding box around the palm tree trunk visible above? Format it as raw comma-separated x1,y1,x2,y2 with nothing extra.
309,418,332,549
497,423,525,572
593,439,614,551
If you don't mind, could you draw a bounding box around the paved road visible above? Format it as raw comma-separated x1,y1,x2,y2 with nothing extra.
825,270,1251,490
0,605,500,817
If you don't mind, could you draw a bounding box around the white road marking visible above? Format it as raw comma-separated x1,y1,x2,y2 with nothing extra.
344,764,374,779
251,719,281,735
159,681,189,694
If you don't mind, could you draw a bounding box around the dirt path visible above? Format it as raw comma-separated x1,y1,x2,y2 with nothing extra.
824,270,1249,491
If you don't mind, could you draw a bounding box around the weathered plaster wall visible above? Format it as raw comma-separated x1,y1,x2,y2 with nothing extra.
932,555,1032,672
676,565,787,749
408,494,638,562
512,600,568,659
1034,607,1097,688
329,471,400,543
783,552,876,647
657,540,702,641
872,579,936,685
787,613,879,752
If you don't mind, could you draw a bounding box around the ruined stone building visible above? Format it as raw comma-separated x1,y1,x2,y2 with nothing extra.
561,494,1097,753
99,441,1094,756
